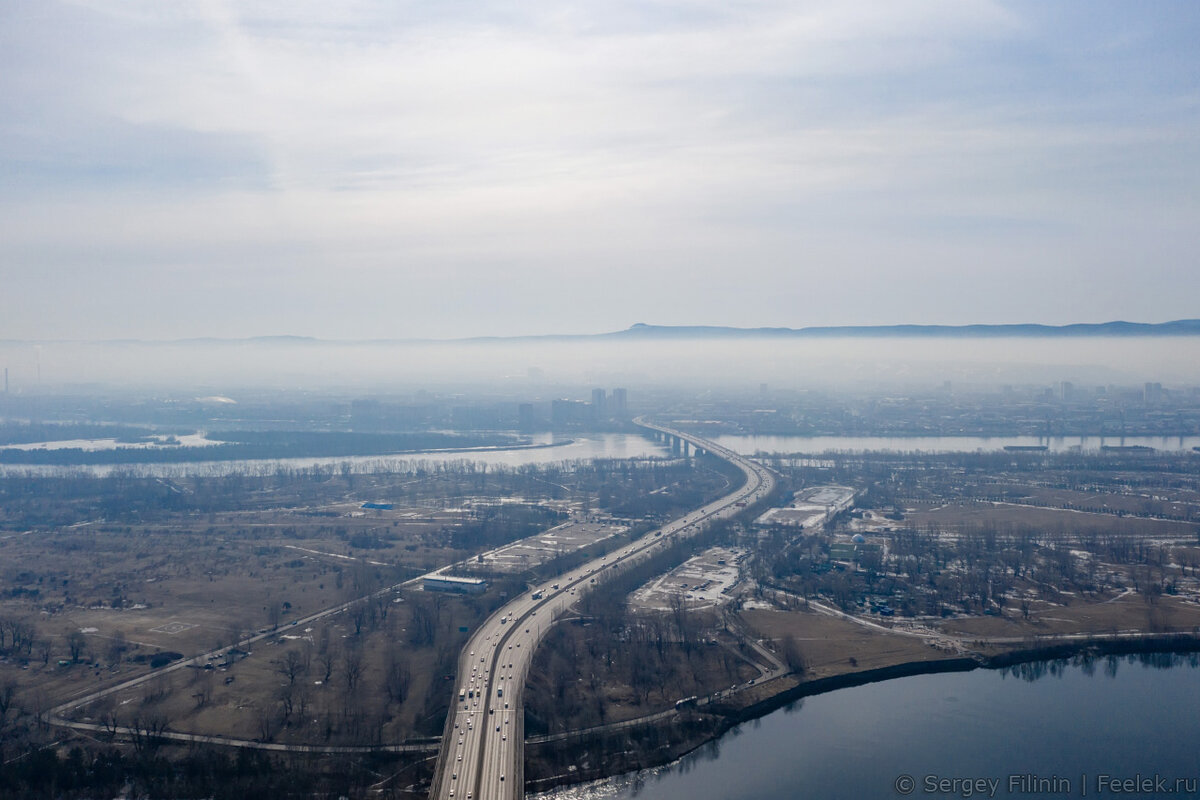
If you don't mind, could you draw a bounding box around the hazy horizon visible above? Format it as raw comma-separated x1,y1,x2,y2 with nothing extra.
1,334,1196,394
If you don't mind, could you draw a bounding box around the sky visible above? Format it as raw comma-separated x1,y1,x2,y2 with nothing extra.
2,1,1199,341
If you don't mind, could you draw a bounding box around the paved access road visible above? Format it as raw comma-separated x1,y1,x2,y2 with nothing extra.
430,421,776,800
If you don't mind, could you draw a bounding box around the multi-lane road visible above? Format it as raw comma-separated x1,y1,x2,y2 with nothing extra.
429,421,776,800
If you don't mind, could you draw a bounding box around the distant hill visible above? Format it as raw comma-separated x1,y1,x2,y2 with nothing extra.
598,320,1200,339
4,320,1199,347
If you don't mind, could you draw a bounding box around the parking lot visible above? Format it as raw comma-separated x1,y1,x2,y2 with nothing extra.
630,546,746,611
464,519,629,574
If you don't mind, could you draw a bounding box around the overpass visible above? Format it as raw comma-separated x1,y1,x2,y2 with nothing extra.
429,421,775,800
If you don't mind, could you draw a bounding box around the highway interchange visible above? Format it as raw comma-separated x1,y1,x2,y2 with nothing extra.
429,421,776,800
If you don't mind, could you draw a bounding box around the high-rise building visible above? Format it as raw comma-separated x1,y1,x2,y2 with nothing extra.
591,388,607,418
611,387,628,417
518,403,535,432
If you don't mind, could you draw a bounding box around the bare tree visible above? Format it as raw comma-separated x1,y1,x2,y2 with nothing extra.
0,679,16,726
300,638,314,672
350,600,369,636
98,701,121,739
191,669,214,709
276,682,297,722
274,648,306,686
780,635,808,675
255,706,278,742
384,653,411,704
143,672,170,704
4,620,36,655
317,642,338,684
128,711,169,753
106,630,128,666
343,645,363,694
67,631,88,663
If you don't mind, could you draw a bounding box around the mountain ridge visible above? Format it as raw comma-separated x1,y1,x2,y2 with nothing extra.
3,319,1199,346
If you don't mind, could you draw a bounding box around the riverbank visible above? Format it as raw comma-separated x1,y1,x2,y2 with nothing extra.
526,632,1200,795
0,434,576,466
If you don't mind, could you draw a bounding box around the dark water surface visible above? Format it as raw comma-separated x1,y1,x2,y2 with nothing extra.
537,655,1200,800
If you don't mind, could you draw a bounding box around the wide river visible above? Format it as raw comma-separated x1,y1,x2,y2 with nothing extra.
537,657,1200,800
5,432,1199,477
714,433,1200,455
0,433,673,477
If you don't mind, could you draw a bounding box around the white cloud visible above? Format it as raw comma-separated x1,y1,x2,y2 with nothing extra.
2,1,1198,338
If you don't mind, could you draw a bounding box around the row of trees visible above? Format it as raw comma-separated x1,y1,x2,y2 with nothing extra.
0,743,414,799
526,520,771,732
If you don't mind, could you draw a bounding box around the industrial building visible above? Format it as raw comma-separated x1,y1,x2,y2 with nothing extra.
423,575,488,594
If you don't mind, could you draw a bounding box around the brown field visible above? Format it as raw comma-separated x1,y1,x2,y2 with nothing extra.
739,608,950,679
938,593,1200,640
905,501,1196,538
69,589,476,744
0,496,531,746
969,484,1199,521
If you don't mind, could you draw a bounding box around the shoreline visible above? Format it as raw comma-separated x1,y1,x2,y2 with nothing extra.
526,632,1200,796
0,438,621,478
0,436,580,467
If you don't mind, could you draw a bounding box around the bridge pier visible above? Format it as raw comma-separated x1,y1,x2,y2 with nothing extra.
650,428,705,457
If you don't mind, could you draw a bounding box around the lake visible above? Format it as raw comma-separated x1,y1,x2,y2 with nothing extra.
537,655,1200,800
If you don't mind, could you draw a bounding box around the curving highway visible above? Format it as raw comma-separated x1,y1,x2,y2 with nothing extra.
429,421,775,800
